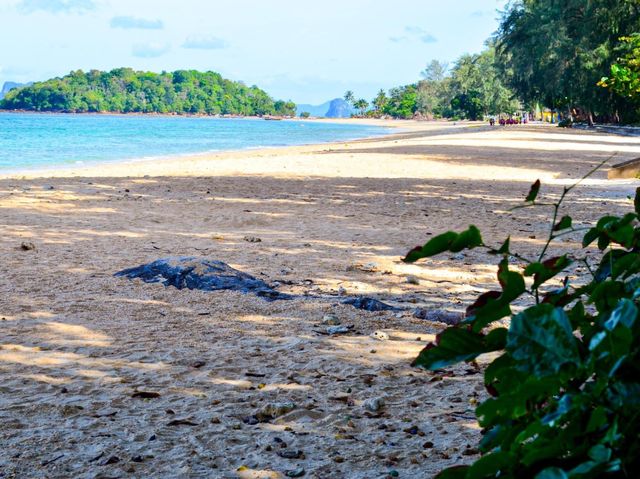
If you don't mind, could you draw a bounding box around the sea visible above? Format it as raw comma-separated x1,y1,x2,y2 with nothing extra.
0,112,393,171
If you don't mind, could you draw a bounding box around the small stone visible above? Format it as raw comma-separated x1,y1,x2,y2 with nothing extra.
278,449,303,459
327,325,351,335
255,402,296,422
101,455,120,465
20,242,36,251
363,397,385,413
322,314,341,325
210,417,221,424
372,330,389,341
337,286,347,295
333,456,345,463
406,275,420,285
192,360,206,368
242,415,259,425
403,425,419,435
422,441,434,449
388,471,399,478
243,235,262,243
285,468,305,477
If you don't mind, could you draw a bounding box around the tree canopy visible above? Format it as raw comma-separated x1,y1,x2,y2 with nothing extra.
0,68,296,116
495,0,640,122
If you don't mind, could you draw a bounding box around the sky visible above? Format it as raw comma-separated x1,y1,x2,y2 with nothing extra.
0,0,508,105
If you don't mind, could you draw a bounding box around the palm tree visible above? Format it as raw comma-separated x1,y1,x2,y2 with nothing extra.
354,98,369,116
343,90,355,108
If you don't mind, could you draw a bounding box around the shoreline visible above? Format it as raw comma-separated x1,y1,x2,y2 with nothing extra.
0,119,459,179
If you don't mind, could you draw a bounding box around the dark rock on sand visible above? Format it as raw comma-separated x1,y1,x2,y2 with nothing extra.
413,308,462,325
342,296,399,312
115,257,291,301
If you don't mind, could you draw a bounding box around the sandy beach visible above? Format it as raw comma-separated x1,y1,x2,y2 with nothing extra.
2,121,640,478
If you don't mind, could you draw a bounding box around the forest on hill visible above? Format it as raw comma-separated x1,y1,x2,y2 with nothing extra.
0,68,296,116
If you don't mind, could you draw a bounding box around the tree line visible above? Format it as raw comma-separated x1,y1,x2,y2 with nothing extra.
0,68,297,116
345,0,640,123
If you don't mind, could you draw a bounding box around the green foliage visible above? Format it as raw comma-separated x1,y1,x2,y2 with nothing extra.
405,173,640,478
600,34,640,105
0,68,295,116
495,0,640,122
299,111,311,118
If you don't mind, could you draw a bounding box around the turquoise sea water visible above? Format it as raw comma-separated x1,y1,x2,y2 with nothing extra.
0,113,393,171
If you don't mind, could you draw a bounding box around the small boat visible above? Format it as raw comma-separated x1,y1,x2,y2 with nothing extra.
263,115,283,121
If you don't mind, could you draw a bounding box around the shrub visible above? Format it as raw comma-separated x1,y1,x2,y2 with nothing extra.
404,165,640,478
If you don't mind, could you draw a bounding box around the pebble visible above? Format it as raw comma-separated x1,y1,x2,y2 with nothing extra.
255,402,296,422
327,325,351,335
278,449,304,459
363,397,385,413
20,242,36,251
285,468,306,477
372,330,389,341
322,314,341,325
243,235,262,243
406,275,420,285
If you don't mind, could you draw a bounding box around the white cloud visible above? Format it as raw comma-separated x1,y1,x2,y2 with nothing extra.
182,35,228,50
420,34,437,44
18,0,96,14
110,16,163,30
132,42,170,58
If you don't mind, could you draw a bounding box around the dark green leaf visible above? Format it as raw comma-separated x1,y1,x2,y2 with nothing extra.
553,215,572,231
413,327,505,370
535,467,568,479
507,304,581,376
524,255,572,289
434,466,469,479
402,226,482,262
526,179,541,202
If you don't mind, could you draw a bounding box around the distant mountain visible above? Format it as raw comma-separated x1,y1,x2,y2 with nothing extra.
0,81,31,100
296,98,352,118
325,98,352,118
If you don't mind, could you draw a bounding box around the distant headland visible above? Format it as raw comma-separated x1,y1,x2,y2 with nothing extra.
0,68,296,116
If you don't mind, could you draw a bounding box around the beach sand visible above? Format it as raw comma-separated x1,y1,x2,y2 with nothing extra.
1,120,639,478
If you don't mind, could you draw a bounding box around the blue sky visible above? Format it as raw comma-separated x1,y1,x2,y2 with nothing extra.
0,0,508,104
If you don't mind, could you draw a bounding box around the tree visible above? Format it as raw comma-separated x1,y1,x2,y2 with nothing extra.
353,98,369,116
495,0,640,123
421,60,448,82
343,90,355,109
600,34,640,106
372,89,388,114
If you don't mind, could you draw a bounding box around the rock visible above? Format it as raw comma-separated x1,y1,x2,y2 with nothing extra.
342,297,398,312
255,402,296,422
347,262,379,273
285,468,306,477
20,242,36,251
337,286,347,295
413,309,462,325
278,449,304,459
372,330,389,341
242,415,259,425
115,257,290,301
322,314,341,325
363,397,385,413
243,235,262,243
326,325,352,335
406,275,420,285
